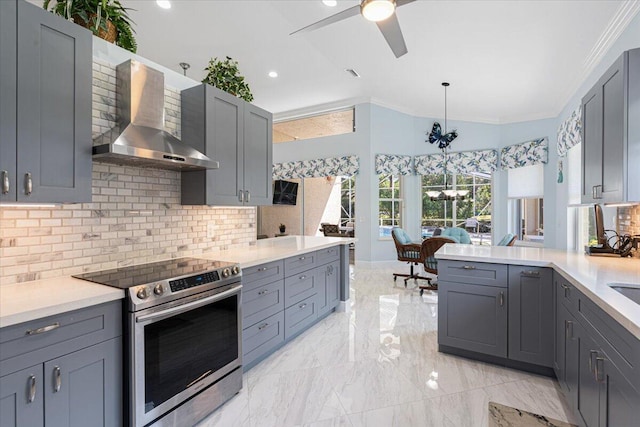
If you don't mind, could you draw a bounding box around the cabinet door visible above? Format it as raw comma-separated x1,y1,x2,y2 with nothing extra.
576,323,602,427
556,301,579,410
16,1,92,203
205,86,244,205
0,365,44,427
43,338,122,427
243,103,272,206
600,54,625,203
581,84,603,204
327,260,340,311
601,351,640,427
438,281,507,357
0,0,17,202
508,267,553,367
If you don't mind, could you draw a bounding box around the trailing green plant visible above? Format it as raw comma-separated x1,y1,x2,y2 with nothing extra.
202,57,254,102
43,0,137,53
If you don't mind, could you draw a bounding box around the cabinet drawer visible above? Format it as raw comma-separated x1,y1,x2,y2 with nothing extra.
242,260,284,291
284,272,318,308
284,252,316,277
316,246,340,265
284,295,318,340
556,273,579,313
243,280,284,329
438,260,508,287
242,311,284,367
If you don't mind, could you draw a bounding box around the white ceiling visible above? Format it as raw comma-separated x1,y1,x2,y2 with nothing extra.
83,1,640,123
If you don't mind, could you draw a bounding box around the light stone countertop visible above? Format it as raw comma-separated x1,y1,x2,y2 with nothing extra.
435,244,640,339
199,235,355,268
0,276,124,328
0,236,352,328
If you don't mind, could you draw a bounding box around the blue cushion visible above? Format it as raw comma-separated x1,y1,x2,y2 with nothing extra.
441,227,472,244
497,233,515,246
392,227,413,245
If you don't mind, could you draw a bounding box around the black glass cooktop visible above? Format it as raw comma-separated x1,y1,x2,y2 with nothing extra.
72,257,235,289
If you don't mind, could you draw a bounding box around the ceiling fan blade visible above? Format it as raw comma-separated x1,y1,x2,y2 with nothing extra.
375,13,408,58
290,5,361,35
396,0,417,6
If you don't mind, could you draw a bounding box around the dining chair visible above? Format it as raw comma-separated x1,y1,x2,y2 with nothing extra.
440,227,472,244
419,237,456,295
392,227,430,286
497,233,517,246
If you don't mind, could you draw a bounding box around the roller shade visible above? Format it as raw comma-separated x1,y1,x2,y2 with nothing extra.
508,164,544,198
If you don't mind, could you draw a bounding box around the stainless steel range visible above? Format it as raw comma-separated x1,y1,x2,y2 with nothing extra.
74,257,242,427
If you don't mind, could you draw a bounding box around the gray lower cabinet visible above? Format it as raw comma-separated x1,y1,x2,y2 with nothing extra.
438,281,508,357
316,260,340,317
0,301,122,427
242,312,285,368
0,0,92,204
181,84,273,206
284,295,318,340
508,266,553,367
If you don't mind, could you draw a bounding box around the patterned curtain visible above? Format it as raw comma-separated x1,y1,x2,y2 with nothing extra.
414,153,445,175
557,105,582,157
500,137,548,170
273,155,359,179
414,149,498,175
375,154,414,175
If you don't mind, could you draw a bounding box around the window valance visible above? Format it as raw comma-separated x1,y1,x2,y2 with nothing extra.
414,149,498,176
500,137,548,170
273,155,359,179
557,105,582,157
375,154,414,175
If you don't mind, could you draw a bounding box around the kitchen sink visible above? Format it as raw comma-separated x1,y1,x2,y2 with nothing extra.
608,283,640,305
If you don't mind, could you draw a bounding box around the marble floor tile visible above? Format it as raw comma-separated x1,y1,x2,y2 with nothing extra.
198,264,575,427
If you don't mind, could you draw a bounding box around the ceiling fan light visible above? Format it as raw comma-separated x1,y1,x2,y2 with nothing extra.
426,191,442,199
361,0,396,22
457,189,470,197
442,189,457,198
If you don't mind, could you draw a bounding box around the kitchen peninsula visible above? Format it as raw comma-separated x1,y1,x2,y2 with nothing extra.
435,244,640,426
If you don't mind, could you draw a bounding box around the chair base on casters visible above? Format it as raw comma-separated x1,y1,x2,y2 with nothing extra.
418,281,438,296
393,263,431,287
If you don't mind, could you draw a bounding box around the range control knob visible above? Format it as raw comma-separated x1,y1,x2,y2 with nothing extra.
231,266,240,275
153,284,164,296
136,287,149,300
222,268,230,278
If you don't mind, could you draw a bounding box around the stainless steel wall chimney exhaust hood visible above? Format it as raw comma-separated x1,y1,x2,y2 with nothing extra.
92,60,218,171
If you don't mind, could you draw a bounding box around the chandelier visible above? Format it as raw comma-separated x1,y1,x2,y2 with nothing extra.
426,82,469,201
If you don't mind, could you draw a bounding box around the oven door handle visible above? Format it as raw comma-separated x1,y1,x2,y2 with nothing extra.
136,285,241,324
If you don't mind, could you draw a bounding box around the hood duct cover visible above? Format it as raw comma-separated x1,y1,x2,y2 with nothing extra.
92,60,218,171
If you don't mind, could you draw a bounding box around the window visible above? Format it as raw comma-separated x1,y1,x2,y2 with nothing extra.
340,176,355,227
421,173,492,243
378,174,402,238
273,108,355,143
508,164,544,244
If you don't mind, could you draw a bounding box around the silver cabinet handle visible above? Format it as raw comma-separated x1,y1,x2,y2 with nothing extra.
499,292,504,307
258,322,269,330
27,375,36,403
328,265,333,274
521,270,540,277
565,320,574,339
560,283,569,290
1,170,9,194
593,185,602,199
595,357,605,382
589,350,598,373
238,189,244,203
299,303,307,309
299,256,306,261
462,265,476,270
592,186,597,199
258,267,267,272
24,172,32,196
26,322,60,335
299,275,306,280
53,366,61,393
258,289,268,296
245,190,250,203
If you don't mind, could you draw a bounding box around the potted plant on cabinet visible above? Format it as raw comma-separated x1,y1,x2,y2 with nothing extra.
202,56,254,102
43,0,137,53
279,224,286,234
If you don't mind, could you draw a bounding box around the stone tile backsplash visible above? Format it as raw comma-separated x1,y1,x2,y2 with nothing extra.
0,59,256,286
618,205,640,237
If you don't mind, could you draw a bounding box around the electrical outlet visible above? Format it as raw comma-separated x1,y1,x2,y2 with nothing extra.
207,223,215,239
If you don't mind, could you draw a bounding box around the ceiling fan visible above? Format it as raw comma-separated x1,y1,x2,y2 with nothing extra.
290,0,416,58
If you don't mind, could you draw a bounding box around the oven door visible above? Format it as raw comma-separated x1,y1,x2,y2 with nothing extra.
130,283,242,427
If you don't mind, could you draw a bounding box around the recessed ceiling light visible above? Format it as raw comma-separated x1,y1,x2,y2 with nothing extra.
322,0,337,6
268,71,278,78
156,0,171,9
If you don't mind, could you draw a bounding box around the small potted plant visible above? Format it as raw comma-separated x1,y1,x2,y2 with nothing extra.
279,223,286,234
202,56,254,102
43,0,137,53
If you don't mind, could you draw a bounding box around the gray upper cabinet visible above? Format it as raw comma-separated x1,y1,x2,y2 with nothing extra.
581,48,640,204
508,266,553,367
181,84,273,206
0,0,92,204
